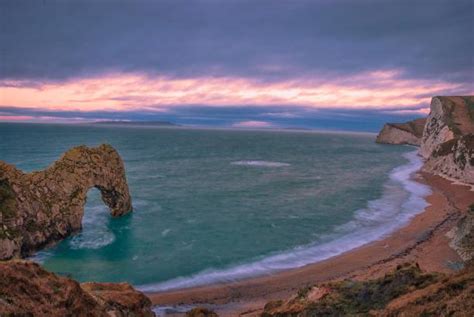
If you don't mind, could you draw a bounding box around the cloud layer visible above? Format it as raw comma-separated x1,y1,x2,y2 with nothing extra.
0,0,473,129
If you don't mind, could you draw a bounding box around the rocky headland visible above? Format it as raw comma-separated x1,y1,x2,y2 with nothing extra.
0,144,153,316
0,144,132,260
376,96,474,184
376,118,426,145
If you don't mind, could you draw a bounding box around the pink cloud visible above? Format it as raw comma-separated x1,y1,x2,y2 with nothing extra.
0,69,471,114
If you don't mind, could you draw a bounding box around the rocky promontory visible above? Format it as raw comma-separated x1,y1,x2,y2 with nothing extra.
376,96,474,184
0,260,154,316
0,144,132,260
376,118,426,145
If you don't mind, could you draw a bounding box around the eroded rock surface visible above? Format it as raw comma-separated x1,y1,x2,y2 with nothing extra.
0,144,132,260
447,205,474,262
376,118,426,145
420,96,474,159
0,260,154,317
420,96,474,184
423,134,474,184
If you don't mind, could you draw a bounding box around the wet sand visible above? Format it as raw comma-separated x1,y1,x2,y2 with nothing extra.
148,172,473,316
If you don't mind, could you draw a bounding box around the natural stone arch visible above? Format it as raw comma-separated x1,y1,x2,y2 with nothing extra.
0,144,132,260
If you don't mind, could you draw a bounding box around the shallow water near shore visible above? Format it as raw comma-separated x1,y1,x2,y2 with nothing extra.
0,123,429,289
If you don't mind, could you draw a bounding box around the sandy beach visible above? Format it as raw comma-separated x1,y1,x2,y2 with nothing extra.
148,172,473,316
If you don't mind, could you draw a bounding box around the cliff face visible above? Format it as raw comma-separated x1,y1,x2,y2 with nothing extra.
420,96,474,184
420,96,474,158
0,144,132,260
376,118,426,146
0,260,154,317
423,134,474,184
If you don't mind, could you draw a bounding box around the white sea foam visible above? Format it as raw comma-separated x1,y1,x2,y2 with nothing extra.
139,150,431,292
161,228,172,237
69,204,115,250
231,160,290,167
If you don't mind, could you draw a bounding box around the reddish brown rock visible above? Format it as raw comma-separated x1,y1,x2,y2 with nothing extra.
0,260,154,317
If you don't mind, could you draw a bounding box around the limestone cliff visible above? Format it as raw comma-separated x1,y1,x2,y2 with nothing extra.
423,134,474,184
420,96,474,184
420,96,474,159
0,144,132,260
0,260,154,317
376,118,426,145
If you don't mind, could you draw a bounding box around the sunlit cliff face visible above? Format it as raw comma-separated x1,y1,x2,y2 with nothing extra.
0,69,467,118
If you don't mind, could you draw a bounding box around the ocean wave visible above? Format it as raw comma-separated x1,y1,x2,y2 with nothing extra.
231,160,290,167
138,150,431,292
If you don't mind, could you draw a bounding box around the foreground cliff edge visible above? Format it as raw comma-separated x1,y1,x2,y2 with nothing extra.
0,144,132,260
0,260,155,316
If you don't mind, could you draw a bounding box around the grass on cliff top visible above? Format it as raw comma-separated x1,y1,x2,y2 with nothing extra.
463,96,474,122
263,263,441,316
308,263,438,314
0,179,16,219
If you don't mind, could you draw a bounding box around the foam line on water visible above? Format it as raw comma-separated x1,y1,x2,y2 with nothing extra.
138,150,431,292
231,160,290,167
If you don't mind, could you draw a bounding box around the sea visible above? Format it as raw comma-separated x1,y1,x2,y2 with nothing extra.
0,123,431,292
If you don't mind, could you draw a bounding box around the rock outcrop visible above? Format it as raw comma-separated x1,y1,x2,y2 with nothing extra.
0,260,155,317
420,96,474,158
0,144,132,260
375,96,474,184
376,118,426,145
420,96,474,184
447,205,474,262
423,134,474,184
261,262,474,316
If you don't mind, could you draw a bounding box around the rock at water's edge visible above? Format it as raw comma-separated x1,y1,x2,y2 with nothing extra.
376,118,426,145
0,144,132,260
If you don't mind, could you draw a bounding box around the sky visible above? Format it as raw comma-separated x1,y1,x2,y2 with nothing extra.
0,0,473,131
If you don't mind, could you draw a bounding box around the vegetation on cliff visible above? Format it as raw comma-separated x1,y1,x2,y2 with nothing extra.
261,262,473,316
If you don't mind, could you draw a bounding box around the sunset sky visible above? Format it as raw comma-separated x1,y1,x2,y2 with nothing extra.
1,0,473,131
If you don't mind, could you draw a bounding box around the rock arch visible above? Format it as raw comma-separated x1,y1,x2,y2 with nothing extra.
0,144,132,260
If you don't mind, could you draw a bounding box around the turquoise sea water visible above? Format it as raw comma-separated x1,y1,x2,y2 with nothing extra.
0,123,430,290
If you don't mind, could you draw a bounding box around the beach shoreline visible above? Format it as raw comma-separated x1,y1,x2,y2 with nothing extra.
147,172,473,316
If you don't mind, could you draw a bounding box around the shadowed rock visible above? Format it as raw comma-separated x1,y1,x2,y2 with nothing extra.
0,260,154,317
0,144,132,260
